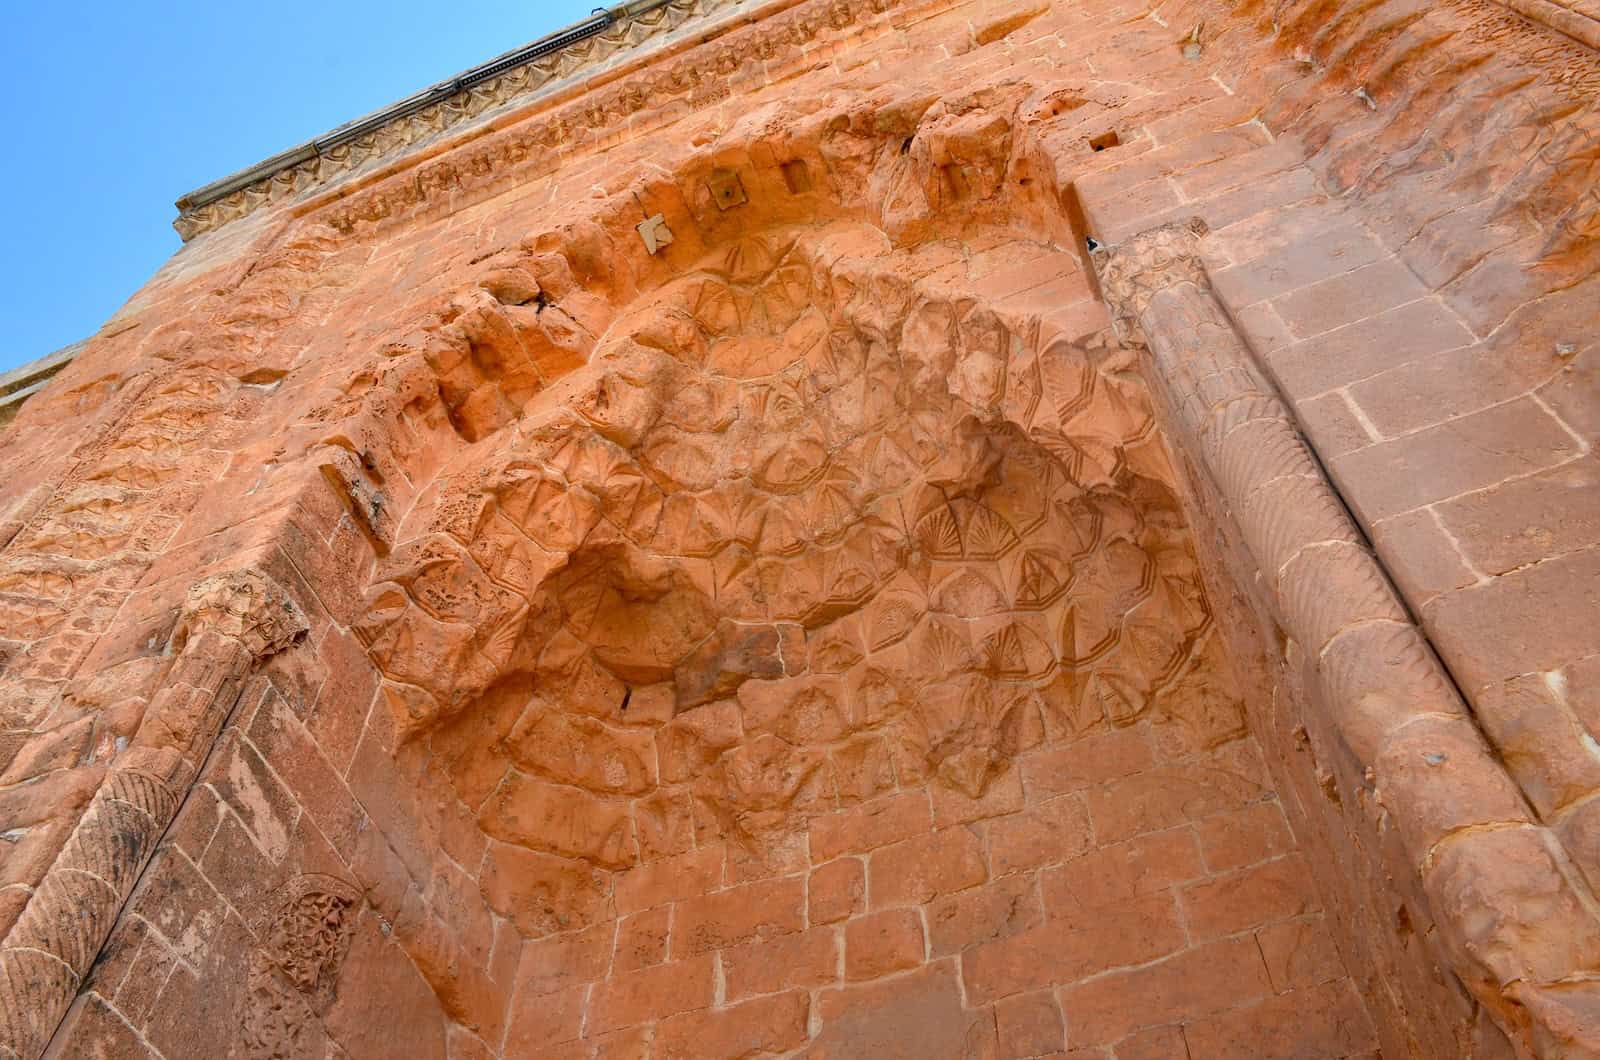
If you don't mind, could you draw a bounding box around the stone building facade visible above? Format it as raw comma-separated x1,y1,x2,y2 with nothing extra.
0,0,1597,1055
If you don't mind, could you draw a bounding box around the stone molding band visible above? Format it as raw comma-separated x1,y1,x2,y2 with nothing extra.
171,0,739,242
167,0,1599,243
1094,219,1600,1056
0,571,306,1060
1498,0,1600,51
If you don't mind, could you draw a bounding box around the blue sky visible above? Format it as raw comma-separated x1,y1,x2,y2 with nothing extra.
0,1,596,373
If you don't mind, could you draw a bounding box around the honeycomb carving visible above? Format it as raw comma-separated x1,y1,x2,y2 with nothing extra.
352,225,1241,924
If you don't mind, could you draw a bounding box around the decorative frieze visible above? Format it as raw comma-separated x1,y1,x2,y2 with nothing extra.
172,0,733,242
172,0,921,242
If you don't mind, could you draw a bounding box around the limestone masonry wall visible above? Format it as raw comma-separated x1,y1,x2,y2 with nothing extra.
0,0,1596,1056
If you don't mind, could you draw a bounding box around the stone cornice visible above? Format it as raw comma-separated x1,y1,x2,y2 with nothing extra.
172,0,741,242
296,0,919,240
171,0,1598,244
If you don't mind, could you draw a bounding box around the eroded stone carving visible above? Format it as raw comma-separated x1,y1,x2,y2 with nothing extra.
238,875,361,1060
173,569,308,659
5,0,1598,1052
345,224,1238,926
0,570,306,1059
1091,217,1210,348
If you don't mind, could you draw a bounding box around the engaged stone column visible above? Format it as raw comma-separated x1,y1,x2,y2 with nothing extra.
1093,218,1600,1056
0,571,306,1060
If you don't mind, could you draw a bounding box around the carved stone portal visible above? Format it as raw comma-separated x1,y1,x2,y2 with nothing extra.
5,0,1599,1054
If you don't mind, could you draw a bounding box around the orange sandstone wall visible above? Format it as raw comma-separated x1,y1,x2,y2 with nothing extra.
0,0,1595,1057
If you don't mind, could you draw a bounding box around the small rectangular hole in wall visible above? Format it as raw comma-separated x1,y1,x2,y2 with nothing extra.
781,159,812,194
708,168,748,211
1089,130,1121,152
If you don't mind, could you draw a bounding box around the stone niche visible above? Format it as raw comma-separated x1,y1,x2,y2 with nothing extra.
8,0,1599,1056
35,178,1380,1060
343,208,1368,1059
0,88,1397,1060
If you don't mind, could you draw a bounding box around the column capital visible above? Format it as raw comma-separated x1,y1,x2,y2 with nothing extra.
1092,217,1211,346
173,569,308,659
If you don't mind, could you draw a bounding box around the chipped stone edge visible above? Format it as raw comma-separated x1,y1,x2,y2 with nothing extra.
0,343,86,432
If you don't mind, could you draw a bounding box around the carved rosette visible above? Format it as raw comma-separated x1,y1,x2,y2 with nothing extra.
0,570,307,1060
1090,217,1210,347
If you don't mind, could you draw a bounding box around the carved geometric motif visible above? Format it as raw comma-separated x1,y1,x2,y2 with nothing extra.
237,875,361,1060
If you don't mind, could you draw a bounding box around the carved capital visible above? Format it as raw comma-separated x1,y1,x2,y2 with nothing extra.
173,569,308,659
1091,217,1210,346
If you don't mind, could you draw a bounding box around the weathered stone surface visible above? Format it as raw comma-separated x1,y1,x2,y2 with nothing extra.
3,0,1597,1054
